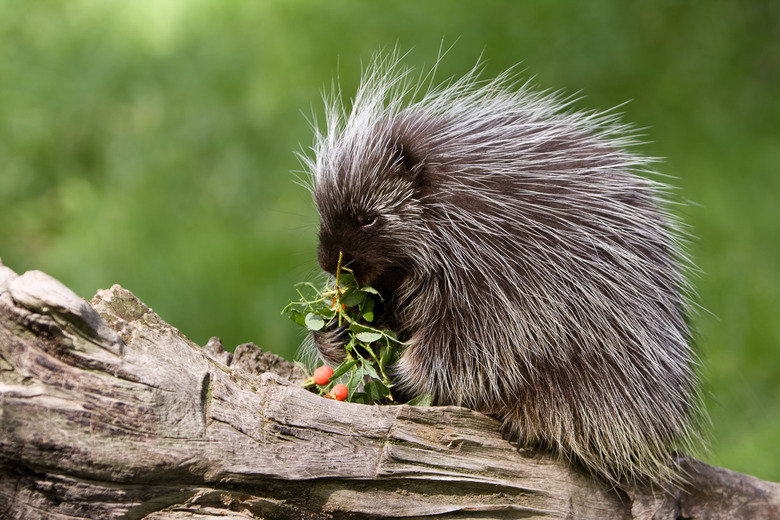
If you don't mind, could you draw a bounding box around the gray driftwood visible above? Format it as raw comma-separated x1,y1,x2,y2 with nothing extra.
0,261,778,520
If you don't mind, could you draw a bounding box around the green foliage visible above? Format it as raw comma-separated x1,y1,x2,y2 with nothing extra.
283,254,410,404
1,0,777,481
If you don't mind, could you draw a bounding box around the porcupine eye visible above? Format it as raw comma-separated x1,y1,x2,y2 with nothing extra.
359,214,378,228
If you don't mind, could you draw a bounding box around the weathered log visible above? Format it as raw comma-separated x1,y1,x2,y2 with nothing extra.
0,261,778,519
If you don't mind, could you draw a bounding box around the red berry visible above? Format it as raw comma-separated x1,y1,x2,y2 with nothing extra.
331,383,348,401
313,366,334,386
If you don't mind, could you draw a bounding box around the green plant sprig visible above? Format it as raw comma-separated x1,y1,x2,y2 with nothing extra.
282,252,406,404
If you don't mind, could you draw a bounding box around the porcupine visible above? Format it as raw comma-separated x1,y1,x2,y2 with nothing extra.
301,54,704,486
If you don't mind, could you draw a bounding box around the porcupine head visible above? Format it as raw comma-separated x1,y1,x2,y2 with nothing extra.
302,53,705,488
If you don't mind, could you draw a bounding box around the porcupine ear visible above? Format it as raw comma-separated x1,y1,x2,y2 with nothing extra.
388,133,428,192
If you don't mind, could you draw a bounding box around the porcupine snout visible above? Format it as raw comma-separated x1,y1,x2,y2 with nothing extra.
316,240,340,275
318,244,375,285
317,223,388,286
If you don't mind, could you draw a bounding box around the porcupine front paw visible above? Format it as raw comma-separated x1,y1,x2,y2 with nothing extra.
499,418,523,446
312,323,349,366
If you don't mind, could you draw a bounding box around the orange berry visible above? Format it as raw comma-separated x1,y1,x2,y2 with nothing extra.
313,366,334,386
331,383,348,401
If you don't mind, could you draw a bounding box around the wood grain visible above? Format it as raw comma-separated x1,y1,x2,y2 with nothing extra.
0,261,777,519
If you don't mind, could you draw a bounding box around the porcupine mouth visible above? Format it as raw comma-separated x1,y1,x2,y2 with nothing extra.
365,265,409,298
323,250,372,284
344,262,379,288
341,261,386,293
322,249,406,296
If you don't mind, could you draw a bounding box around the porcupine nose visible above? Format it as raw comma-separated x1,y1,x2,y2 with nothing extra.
317,246,336,274
318,243,349,276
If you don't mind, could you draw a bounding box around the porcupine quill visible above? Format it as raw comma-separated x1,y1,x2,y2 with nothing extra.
300,52,705,487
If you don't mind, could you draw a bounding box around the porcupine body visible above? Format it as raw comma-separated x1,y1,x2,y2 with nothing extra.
303,55,703,486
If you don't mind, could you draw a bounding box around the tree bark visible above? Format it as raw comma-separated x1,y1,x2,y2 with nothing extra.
0,261,778,519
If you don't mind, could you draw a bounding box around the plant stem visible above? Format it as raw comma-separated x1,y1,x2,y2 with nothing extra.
335,251,343,292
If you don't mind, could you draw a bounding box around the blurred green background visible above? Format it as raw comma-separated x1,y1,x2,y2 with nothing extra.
1,1,777,481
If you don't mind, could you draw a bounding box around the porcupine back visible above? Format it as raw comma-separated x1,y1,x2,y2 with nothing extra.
303,55,704,486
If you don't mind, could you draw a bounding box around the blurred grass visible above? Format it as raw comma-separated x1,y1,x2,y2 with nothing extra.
1,0,777,481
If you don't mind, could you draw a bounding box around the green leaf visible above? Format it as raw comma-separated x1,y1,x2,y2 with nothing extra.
356,332,382,343
362,361,380,380
315,306,336,320
379,344,398,373
288,309,307,327
304,313,325,331
406,394,434,407
349,322,376,333
341,287,365,307
347,365,365,397
382,330,403,344
338,273,355,287
360,296,375,322
349,392,370,404
331,359,358,381
364,379,390,401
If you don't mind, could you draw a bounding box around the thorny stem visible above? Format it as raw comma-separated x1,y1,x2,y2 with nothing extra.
335,251,344,292
335,251,344,326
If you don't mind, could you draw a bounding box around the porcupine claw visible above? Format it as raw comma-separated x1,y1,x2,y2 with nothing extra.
313,323,349,366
